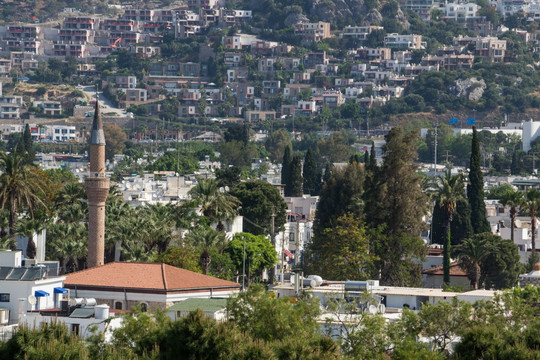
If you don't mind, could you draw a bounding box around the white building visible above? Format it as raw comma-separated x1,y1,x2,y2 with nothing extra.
384,33,425,49
0,250,66,324
523,119,540,152
437,2,480,22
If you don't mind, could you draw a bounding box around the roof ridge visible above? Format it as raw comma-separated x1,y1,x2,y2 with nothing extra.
161,263,168,290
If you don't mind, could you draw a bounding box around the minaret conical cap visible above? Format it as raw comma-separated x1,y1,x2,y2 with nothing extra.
90,100,106,145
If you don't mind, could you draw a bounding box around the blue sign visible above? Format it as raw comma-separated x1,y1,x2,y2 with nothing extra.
466,118,476,125
449,118,459,124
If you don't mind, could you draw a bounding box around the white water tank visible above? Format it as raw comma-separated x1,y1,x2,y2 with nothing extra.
307,275,324,286
82,298,96,306
94,304,110,320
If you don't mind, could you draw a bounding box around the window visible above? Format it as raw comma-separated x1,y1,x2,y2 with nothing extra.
114,301,123,310
140,303,148,312
71,323,80,335
289,233,295,242
0,293,9,302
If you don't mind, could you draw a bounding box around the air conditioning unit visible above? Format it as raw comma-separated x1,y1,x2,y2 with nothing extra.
0,309,10,325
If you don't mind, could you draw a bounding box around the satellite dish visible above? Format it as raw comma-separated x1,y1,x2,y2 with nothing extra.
378,304,386,314
28,295,36,305
369,305,377,315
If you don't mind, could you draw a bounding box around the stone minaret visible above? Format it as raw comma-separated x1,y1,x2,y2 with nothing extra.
85,101,110,268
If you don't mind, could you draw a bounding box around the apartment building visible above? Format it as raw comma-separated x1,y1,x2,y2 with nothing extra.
294,22,331,42
384,33,426,49
475,37,506,62
341,26,384,42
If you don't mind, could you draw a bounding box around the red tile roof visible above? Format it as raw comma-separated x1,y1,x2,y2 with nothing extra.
64,262,240,292
422,262,468,277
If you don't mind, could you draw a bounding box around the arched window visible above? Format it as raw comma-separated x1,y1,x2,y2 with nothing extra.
140,303,148,312
114,301,123,310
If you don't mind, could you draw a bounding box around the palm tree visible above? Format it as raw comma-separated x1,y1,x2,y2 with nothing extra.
13,217,48,260
0,151,46,235
189,178,240,231
184,226,227,275
55,182,86,209
523,189,540,252
498,188,524,244
433,169,465,285
453,234,493,289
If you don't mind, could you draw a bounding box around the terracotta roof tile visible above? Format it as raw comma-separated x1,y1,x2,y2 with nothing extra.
422,262,468,277
64,262,240,291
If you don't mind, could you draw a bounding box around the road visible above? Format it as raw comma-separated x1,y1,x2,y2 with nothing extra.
80,85,125,116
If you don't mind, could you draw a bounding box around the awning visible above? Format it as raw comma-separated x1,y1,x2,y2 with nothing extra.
54,287,68,294
284,250,295,258
35,290,50,297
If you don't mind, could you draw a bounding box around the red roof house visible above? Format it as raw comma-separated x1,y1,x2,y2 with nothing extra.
64,262,240,312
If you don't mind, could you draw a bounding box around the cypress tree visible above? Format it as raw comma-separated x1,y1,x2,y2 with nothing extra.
288,154,303,197
23,124,35,162
322,163,332,184
364,150,370,165
369,142,377,169
14,133,26,156
468,127,490,234
443,226,451,285
281,145,292,191
303,148,320,195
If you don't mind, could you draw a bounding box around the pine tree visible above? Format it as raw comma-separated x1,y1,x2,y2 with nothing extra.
281,145,292,191
288,154,303,197
303,148,320,195
468,127,490,234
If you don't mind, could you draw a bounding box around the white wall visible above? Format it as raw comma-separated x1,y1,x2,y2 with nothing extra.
20,313,123,340
0,276,65,322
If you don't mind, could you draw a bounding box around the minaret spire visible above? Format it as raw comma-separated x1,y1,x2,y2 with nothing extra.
85,100,110,268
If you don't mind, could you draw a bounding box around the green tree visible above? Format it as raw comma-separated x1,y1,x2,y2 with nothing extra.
230,180,287,236
303,148,320,196
0,152,47,235
224,124,249,144
281,144,292,192
265,129,292,162
189,178,240,231
311,214,378,280
287,154,303,197
431,198,473,247
468,127,490,234
184,226,227,275
364,128,428,286
433,170,466,285
453,234,493,289
23,124,35,163
225,232,278,284
103,123,127,161
498,188,524,244
314,162,364,237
